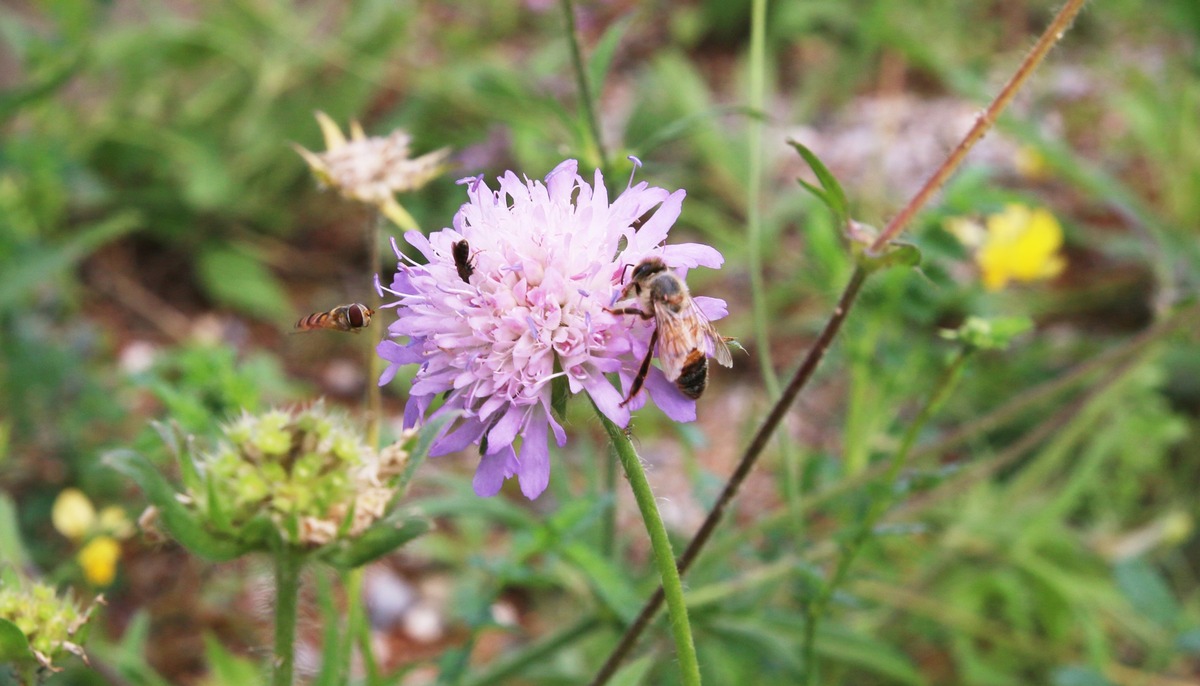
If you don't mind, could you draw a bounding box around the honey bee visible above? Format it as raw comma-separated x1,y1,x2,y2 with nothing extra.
609,257,732,405
452,239,475,283
294,303,374,333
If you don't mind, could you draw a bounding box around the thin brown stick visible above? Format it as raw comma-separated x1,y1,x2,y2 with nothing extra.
870,0,1090,252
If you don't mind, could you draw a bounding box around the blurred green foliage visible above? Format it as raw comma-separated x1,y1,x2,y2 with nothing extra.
0,0,1198,684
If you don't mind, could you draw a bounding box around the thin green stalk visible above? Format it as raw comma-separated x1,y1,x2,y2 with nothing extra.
273,546,304,686
801,349,971,685
560,0,608,170
461,617,601,686
366,211,385,450
601,443,618,558
342,568,377,684
594,403,701,686
746,0,777,395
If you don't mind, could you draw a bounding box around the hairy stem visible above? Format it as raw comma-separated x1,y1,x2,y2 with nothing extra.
594,403,701,686
272,547,303,686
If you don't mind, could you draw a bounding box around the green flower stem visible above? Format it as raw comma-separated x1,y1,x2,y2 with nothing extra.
559,0,608,171
746,0,777,396
341,567,377,684
461,617,601,686
273,546,304,686
594,402,701,686
602,443,618,558
801,349,971,685
367,211,385,450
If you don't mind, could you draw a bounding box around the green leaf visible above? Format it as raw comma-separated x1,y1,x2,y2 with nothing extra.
195,244,289,322
609,654,655,686
1115,558,1179,628
103,449,248,561
202,633,264,685
856,241,922,273
398,411,460,492
1051,665,1116,686
0,495,31,570
586,15,634,110
0,211,140,310
321,515,431,570
0,618,34,664
561,542,641,623
816,624,927,685
788,139,849,228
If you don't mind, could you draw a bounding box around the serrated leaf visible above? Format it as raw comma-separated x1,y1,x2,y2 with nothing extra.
321,515,430,570
195,244,289,322
788,140,849,227
103,449,247,561
561,543,641,623
0,618,34,664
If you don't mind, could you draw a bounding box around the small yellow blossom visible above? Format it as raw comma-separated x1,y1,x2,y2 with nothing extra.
78,537,121,587
977,204,1066,291
294,111,450,230
52,489,96,542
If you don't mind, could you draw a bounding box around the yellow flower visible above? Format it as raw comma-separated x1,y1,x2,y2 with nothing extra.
52,489,96,542
293,111,450,230
77,536,121,587
977,204,1066,291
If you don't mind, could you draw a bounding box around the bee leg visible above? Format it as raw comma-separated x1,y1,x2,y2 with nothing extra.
607,306,654,320
621,327,659,407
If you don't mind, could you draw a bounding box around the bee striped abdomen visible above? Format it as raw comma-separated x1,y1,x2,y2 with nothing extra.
675,350,708,399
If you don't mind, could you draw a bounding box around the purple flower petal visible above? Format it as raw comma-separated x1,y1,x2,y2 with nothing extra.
473,444,517,497
582,374,631,428
662,242,724,270
693,296,729,321
644,369,697,423
516,411,550,499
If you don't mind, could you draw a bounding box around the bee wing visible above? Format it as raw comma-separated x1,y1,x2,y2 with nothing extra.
652,298,732,381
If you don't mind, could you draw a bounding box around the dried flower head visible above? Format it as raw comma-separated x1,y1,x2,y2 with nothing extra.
294,111,450,229
190,404,414,547
378,159,727,499
0,576,99,671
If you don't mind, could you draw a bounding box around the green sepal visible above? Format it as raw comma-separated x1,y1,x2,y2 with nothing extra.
398,411,460,493
788,139,850,229
103,449,248,561
551,357,570,421
854,239,923,274
318,512,431,570
205,471,232,534
941,316,1033,351
0,618,34,664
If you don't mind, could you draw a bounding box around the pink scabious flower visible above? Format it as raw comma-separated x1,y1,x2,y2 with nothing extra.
377,159,727,499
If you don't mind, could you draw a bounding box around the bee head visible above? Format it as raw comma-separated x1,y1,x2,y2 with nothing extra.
629,257,667,284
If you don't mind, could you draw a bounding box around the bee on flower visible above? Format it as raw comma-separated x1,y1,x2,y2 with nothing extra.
377,158,731,499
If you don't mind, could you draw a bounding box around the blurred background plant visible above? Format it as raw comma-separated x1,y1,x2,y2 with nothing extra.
1,0,1199,684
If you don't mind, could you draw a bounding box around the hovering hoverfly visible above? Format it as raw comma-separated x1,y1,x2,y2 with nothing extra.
294,303,374,334
608,257,733,405
452,239,475,283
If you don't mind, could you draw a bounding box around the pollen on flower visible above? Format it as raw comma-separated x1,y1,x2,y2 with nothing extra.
377,159,728,500
977,204,1066,291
